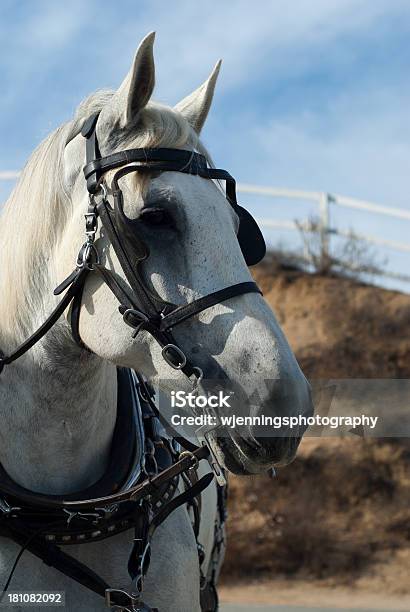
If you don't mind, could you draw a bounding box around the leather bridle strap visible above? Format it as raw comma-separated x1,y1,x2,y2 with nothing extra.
94,196,163,316
0,268,88,375
157,282,259,331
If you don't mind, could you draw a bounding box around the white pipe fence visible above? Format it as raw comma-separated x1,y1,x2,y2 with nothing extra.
237,184,410,283
0,171,20,180
1,173,409,283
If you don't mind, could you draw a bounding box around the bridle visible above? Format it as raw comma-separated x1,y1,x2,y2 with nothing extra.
0,111,265,384
75,111,265,381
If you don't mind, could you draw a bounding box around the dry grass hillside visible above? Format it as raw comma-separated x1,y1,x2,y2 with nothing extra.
221,256,410,594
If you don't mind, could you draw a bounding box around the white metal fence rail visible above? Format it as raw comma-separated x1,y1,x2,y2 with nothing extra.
0,171,20,180
237,184,410,283
1,173,409,282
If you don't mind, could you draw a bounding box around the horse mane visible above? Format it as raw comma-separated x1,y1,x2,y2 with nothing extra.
0,90,207,344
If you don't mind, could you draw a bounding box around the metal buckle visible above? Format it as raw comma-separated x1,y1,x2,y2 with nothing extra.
161,344,187,370
179,450,199,472
84,211,98,236
105,588,157,611
105,589,141,611
194,411,227,487
82,242,100,269
201,440,227,486
76,240,100,270
122,309,149,329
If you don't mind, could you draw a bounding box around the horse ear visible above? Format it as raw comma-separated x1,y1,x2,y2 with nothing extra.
115,32,156,125
174,60,222,134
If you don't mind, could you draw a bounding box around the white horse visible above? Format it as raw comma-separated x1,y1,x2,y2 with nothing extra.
0,33,312,611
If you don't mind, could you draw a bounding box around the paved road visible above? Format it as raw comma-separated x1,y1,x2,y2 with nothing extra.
220,605,402,612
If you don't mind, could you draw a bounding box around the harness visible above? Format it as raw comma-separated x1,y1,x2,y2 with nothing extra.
0,112,266,610
0,370,216,611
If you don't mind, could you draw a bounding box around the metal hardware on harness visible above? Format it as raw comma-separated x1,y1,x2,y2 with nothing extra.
79,193,101,270
178,451,199,472
130,539,151,596
161,344,187,370
0,498,21,516
201,442,226,487
196,408,227,486
78,240,100,270
76,207,100,271
191,366,204,391
105,588,157,612
194,407,227,487
84,211,98,237
63,509,100,526
97,503,120,518
63,507,118,526
122,309,149,331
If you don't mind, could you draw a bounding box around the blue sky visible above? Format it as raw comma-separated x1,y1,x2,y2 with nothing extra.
1,0,409,288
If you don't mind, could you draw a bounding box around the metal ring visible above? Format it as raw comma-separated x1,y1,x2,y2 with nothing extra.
99,181,108,200
161,344,187,370
92,180,108,202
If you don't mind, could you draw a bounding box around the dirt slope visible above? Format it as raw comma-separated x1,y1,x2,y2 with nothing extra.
221,258,410,593
252,256,410,379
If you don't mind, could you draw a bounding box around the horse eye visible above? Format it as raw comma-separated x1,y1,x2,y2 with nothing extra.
139,207,173,227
